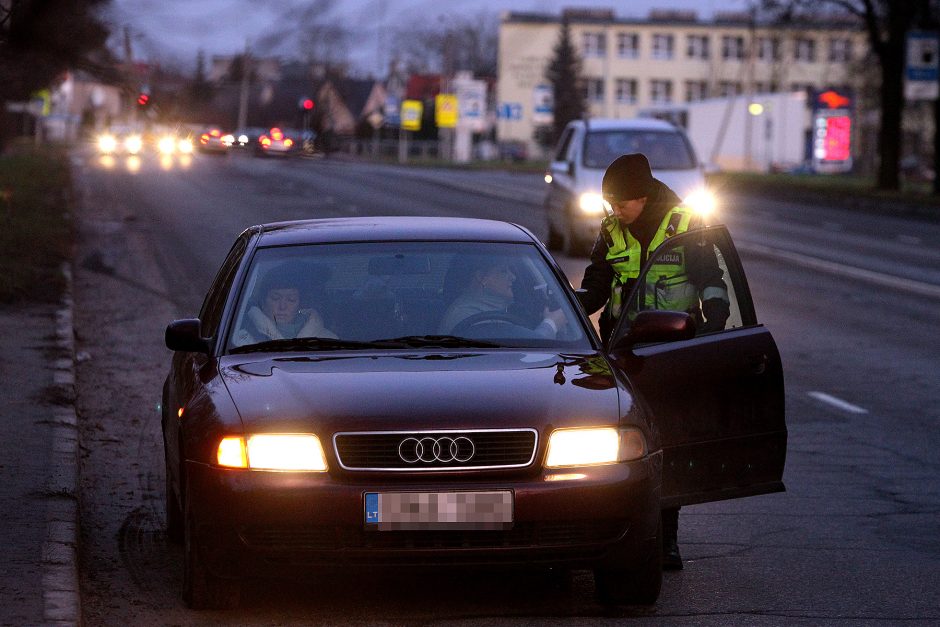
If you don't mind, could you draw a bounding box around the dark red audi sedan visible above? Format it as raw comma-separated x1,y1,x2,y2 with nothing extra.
163,217,786,609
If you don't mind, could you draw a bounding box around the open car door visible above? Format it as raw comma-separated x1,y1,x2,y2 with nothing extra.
608,225,786,508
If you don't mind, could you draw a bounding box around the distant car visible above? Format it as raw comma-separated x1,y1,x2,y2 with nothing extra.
545,118,714,256
197,128,234,154
163,216,786,609
96,126,145,156
234,127,267,154
258,127,299,157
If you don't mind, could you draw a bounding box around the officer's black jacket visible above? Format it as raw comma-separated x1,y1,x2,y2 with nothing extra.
577,179,725,341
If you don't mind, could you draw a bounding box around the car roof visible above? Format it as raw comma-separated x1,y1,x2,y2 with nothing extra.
574,118,679,132
253,217,534,247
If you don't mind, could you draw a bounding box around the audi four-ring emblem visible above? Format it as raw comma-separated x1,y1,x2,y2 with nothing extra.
398,436,475,463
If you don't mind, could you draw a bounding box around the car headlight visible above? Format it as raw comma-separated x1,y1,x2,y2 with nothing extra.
578,192,610,215
217,434,328,471
158,136,176,155
97,134,117,153
684,188,717,219
221,134,235,146
545,427,647,468
178,138,194,153
124,135,143,154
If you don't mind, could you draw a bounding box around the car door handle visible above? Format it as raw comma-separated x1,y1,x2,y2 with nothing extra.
746,354,768,375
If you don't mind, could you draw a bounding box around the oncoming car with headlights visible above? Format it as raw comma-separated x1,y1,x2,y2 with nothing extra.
163,217,786,609
545,118,715,256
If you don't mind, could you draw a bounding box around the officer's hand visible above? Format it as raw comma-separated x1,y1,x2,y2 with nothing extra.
701,298,730,333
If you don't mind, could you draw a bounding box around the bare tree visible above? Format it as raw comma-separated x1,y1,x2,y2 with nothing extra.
763,0,930,190
390,11,498,77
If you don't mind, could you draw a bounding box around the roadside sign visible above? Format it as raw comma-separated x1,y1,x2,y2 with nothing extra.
811,88,854,173
401,99,423,131
384,95,401,126
456,79,486,132
498,103,523,120
532,84,554,125
906,31,939,100
435,94,458,128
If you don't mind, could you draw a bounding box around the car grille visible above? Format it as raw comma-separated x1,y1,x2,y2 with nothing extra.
239,519,627,553
333,429,537,471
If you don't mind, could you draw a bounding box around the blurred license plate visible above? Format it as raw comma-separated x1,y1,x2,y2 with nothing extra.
364,491,513,530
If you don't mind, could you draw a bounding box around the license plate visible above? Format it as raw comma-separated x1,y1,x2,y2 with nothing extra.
364,491,513,530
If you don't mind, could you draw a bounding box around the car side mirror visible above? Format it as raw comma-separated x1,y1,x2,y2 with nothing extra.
610,310,695,352
165,319,211,354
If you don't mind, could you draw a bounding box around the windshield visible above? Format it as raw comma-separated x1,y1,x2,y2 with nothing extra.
583,129,697,170
225,241,592,352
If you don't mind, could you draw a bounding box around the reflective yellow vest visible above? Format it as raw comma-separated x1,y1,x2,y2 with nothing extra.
603,206,699,319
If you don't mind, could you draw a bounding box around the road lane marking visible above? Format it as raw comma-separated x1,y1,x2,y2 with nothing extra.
735,240,940,300
808,391,868,414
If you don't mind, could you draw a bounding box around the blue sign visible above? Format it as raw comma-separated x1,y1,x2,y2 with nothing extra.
906,31,940,99
498,103,523,120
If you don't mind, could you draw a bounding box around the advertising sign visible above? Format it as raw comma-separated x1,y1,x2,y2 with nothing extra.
384,95,401,127
401,99,423,131
811,88,853,173
435,94,458,128
456,79,486,132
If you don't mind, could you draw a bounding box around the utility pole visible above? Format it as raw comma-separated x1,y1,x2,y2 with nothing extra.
237,40,250,131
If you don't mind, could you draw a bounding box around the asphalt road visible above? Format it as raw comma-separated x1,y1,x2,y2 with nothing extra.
72,149,940,625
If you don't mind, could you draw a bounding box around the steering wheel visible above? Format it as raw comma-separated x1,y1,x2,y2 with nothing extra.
450,311,531,337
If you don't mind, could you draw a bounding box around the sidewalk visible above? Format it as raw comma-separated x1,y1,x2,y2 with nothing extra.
0,266,81,626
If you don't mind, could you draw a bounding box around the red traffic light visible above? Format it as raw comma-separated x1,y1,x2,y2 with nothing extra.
302,98,314,110
137,93,150,106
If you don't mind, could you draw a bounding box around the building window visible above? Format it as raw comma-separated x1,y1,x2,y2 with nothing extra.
650,79,673,103
582,32,607,57
753,81,766,94
652,34,675,60
790,82,813,94
829,38,852,62
616,78,638,103
685,80,709,102
686,35,710,60
718,81,742,97
722,36,745,60
795,37,816,62
757,36,780,61
617,32,640,58
583,78,605,102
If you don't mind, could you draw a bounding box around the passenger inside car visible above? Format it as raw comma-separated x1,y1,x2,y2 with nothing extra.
231,262,336,346
439,256,568,338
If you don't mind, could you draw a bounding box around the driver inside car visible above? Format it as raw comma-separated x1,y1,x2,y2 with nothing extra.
232,262,336,346
438,257,567,339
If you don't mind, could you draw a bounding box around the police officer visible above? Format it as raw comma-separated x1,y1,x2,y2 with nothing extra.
576,153,730,570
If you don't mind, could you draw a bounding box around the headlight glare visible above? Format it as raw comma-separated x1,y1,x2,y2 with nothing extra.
246,434,328,471
684,188,717,218
158,136,176,154
124,135,143,154
545,427,646,468
578,192,609,215
97,134,117,153
178,138,194,153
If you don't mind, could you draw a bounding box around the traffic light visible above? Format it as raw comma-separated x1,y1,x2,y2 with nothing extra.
299,97,314,111
137,92,150,107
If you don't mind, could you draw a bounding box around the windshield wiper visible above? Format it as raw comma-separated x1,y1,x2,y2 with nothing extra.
229,337,379,354
369,335,501,349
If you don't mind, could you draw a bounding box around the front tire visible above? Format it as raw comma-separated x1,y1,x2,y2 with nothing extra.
182,480,240,609
594,519,663,606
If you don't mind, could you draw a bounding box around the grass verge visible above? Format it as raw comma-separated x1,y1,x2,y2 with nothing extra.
0,147,73,303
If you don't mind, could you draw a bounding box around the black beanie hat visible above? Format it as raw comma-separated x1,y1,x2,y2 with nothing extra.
602,153,654,202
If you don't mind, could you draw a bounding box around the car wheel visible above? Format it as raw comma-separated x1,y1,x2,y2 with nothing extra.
594,519,662,606
182,481,240,609
546,209,563,251
164,456,183,544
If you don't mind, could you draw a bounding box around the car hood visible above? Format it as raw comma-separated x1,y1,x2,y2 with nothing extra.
576,166,706,200
219,351,625,435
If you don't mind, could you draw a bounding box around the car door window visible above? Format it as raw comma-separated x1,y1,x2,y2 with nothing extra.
553,128,574,163
199,236,248,339
618,226,755,342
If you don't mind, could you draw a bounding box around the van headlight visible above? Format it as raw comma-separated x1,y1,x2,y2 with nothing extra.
578,192,610,215
545,427,647,468
684,189,717,218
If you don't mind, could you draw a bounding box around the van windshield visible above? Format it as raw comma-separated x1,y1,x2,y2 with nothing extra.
583,130,697,170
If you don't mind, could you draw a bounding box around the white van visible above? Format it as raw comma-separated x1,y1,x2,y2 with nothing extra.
544,118,714,256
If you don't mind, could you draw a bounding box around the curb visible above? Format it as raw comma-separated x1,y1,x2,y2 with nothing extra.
43,261,81,626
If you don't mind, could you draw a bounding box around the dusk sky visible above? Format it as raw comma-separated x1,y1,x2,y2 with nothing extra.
106,0,750,75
